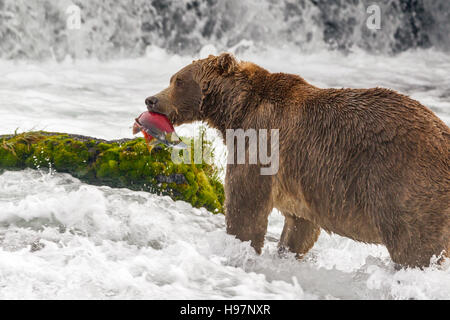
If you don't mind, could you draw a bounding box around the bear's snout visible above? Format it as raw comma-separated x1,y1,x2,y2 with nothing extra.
145,96,159,111
145,95,169,116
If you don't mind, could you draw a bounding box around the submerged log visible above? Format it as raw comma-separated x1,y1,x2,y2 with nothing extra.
0,131,224,213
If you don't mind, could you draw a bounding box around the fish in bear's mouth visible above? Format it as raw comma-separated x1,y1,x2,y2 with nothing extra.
132,111,188,151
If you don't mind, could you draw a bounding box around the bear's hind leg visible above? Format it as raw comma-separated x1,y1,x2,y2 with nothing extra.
278,213,321,259
381,220,448,268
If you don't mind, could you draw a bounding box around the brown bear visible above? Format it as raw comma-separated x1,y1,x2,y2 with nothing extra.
145,53,450,268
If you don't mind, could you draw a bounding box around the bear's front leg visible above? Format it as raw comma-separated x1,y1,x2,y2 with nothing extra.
225,164,273,254
278,213,320,259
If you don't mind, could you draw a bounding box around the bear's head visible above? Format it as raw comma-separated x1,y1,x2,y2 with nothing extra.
144,53,239,126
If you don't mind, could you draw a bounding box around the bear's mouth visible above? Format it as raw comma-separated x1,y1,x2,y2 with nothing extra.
146,104,169,117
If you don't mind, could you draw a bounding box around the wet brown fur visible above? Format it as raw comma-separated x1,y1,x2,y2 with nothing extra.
148,53,450,268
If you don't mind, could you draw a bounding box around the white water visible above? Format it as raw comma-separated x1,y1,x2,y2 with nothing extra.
0,46,449,299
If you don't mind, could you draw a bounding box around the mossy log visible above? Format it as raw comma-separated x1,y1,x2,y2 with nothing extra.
0,131,224,213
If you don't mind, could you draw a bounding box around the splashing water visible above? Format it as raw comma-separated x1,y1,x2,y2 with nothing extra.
0,169,448,300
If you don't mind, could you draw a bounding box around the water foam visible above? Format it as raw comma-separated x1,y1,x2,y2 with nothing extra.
0,170,448,299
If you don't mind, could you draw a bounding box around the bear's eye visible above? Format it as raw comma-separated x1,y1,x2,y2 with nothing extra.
175,78,183,87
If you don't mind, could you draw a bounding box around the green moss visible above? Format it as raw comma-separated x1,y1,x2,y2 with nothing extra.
0,131,224,213
0,149,19,168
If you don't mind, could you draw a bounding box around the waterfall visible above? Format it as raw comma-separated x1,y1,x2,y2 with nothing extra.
0,0,449,60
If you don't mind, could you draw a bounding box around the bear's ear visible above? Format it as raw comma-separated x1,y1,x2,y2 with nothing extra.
205,53,238,76
216,53,238,75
